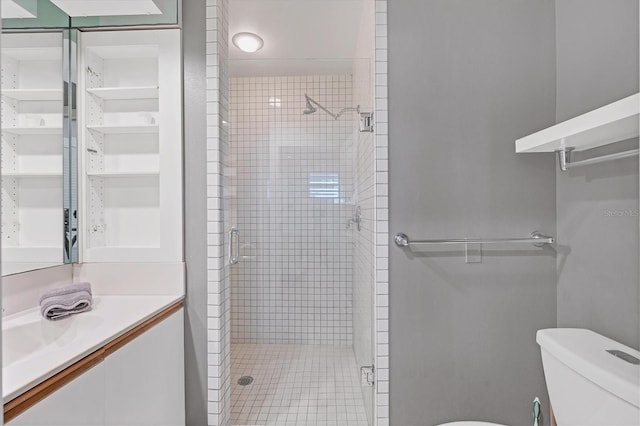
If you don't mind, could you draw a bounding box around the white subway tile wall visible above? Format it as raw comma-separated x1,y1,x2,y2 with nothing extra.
230,75,354,345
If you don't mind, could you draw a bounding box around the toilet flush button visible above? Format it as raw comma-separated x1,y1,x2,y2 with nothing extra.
606,349,640,365
437,422,506,426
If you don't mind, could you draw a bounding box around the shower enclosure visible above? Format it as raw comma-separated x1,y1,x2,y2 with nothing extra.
203,0,390,424
228,72,373,425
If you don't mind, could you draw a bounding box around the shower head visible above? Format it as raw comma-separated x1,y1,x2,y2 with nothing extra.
303,95,317,115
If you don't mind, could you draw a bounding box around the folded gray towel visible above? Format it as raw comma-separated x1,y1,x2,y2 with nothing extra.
40,282,93,321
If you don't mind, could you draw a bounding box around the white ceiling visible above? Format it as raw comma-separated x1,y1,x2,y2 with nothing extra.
228,0,368,77
49,0,162,17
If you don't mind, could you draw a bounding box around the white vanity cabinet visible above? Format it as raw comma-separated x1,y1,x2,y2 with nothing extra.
1,33,65,273
78,29,182,263
8,308,185,426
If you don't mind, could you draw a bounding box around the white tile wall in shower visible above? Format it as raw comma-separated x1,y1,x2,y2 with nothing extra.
230,75,355,345
206,0,231,425
374,1,390,425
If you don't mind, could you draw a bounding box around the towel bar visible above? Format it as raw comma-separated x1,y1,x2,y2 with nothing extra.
394,231,555,248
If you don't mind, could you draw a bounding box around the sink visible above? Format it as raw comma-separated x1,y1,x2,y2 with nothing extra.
3,313,104,367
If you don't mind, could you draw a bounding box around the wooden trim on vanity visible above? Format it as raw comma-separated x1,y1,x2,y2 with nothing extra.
3,300,184,423
103,300,183,356
3,348,104,423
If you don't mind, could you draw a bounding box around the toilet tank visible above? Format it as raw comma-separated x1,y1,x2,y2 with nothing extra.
537,329,640,425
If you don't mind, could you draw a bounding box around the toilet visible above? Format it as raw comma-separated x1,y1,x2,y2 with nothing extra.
439,328,640,426
537,328,640,425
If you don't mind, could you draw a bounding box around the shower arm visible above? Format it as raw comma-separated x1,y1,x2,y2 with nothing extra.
334,106,361,120
306,95,360,120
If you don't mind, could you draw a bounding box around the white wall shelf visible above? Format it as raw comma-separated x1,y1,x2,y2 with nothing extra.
86,86,159,100
516,93,639,153
1,89,64,101
2,126,63,135
87,124,159,134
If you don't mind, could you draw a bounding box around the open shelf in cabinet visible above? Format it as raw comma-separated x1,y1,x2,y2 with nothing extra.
87,124,159,134
79,29,182,263
87,171,160,177
1,174,64,265
2,172,63,178
1,89,63,101
86,86,159,100
1,33,65,267
3,126,63,135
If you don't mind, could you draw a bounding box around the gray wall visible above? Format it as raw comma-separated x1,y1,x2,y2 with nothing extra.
555,0,640,348
388,1,558,425
182,1,209,424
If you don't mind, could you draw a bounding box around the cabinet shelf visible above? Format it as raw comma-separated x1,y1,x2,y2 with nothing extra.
87,124,159,135
2,126,63,135
87,171,159,178
80,29,181,264
1,47,62,61
1,89,63,101
86,86,159,100
2,172,63,178
516,93,639,153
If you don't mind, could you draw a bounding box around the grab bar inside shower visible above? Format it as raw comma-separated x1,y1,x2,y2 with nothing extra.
394,231,554,248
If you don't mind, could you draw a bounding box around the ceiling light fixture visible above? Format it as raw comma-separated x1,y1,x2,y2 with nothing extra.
232,32,264,53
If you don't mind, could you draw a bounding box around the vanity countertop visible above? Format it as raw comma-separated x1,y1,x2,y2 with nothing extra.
2,294,183,402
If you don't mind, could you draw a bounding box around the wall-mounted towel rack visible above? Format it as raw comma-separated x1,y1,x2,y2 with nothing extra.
556,147,639,171
516,93,639,172
394,231,554,248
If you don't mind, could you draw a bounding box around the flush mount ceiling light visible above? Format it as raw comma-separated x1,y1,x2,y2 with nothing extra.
232,32,264,53
1,0,37,19
49,0,162,17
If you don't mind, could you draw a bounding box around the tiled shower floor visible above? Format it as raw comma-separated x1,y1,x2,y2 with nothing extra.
231,344,369,426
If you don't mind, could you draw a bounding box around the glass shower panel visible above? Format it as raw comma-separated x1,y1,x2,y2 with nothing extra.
229,74,355,345
227,67,374,425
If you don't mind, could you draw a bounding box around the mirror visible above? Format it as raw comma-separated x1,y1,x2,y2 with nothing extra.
1,1,179,276
1,31,67,275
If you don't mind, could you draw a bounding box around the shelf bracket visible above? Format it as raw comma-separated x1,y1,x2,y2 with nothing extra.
555,147,574,172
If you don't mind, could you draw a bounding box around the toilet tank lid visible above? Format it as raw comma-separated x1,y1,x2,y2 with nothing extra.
537,328,640,408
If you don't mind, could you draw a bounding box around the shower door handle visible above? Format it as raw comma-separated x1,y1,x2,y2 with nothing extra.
229,227,240,265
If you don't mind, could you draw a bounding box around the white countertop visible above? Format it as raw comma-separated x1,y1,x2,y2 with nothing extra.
3,294,183,402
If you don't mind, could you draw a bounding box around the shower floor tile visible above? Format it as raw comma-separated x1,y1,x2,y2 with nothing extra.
231,344,369,426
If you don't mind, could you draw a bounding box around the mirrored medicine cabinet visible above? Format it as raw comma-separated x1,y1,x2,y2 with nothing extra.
1,0,182,276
